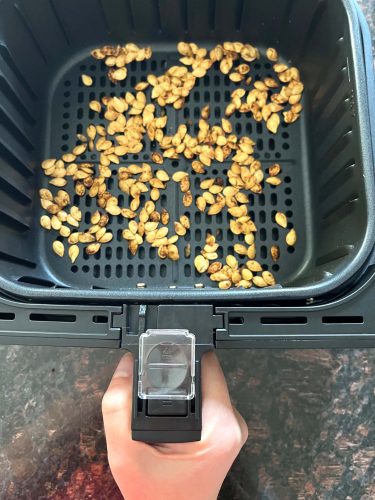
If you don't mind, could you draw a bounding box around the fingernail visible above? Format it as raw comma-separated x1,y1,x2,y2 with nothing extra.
113,352,133,378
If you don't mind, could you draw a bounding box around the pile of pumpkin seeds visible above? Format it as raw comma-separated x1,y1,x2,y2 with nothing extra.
39,41,302,289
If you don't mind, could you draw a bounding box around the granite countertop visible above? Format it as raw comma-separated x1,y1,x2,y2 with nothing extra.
1,1,375,499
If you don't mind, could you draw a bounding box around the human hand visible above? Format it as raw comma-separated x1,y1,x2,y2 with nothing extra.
102,351,248,500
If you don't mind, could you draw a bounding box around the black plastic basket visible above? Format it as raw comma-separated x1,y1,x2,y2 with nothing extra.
0,0,374,303
0,0,374,442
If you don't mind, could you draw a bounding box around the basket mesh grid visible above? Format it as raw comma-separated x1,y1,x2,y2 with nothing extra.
39,51,307,289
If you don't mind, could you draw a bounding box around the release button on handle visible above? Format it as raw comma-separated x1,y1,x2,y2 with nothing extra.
138,329,195,401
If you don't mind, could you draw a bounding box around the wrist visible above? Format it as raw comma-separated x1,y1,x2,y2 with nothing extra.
123,487,218,500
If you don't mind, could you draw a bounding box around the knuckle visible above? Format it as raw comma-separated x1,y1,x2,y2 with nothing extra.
102,384,129,414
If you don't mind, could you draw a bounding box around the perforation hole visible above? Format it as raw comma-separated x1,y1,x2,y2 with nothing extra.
138,265,145,277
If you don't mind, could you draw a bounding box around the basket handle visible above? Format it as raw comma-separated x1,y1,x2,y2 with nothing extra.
131,329,204,443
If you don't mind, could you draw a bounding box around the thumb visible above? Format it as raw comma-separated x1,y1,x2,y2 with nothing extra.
102,352,137,462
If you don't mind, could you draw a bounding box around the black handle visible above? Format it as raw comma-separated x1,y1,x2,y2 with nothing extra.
131,357,203,443
122,304,219,443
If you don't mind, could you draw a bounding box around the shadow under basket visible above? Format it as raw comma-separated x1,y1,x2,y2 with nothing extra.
0,0,374,303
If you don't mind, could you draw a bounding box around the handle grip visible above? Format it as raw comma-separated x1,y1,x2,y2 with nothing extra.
131,356,203,443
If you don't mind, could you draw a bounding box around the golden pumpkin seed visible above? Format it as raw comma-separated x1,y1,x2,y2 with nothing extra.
194,255,209,274
266,48,278,62
234,244,248,256
286,228,297,246
267,113,281,134
151,152,164,164
236,280,252,289
219,280,232,290
69,245,80,263
81,74,93,86
271,245,280,261
40,215,51,230
247,260,263,272
275,212,288,228
59,225,71,238
52,240,64,257
89,100,101,113
266,176,282,186
252,276,268,288
269,164,281,176
49,178,67,187
86,243,101,255
262,271,276,286
174,222,186,236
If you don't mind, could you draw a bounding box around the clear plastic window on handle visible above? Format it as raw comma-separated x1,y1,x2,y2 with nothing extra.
138,329,195,400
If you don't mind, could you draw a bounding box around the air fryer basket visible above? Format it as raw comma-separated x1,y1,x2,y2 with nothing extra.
0,0,374,302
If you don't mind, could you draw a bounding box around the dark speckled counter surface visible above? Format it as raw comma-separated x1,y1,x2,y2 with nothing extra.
1,2,375,499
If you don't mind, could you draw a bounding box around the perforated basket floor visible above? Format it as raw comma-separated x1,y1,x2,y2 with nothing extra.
35,48,308,290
